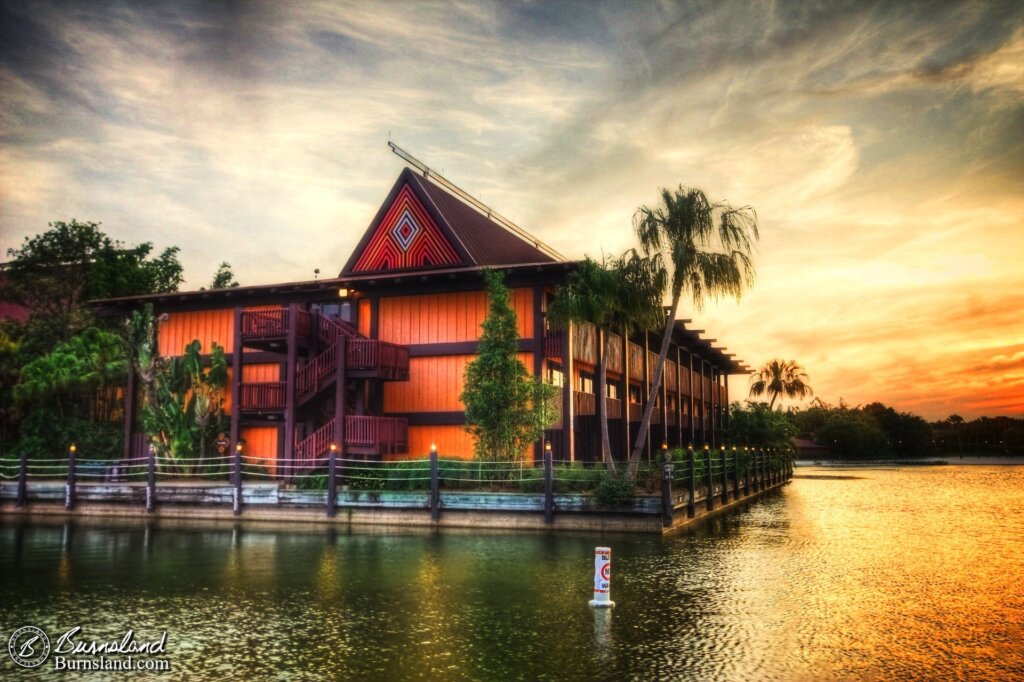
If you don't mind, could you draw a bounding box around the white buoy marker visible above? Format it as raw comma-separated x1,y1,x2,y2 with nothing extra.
589,546,615,607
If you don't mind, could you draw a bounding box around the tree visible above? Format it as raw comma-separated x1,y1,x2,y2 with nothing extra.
749,359,813,409
628,186,758,477
140,340,228,472
461,270,558,462
208,262,240,290
727,401,797,455
3,220,183,353
548,252,664,472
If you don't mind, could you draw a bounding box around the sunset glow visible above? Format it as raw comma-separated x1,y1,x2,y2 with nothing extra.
1,1,1021,419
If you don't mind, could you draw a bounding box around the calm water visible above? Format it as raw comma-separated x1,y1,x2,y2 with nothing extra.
2,465,1023,680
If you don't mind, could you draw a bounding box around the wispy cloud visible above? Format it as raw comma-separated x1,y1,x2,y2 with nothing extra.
1,0,1021,419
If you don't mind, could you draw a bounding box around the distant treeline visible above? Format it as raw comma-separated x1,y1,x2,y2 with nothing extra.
780,400,1023,459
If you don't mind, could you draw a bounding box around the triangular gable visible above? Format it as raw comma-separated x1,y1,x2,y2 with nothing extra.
345,172,467,274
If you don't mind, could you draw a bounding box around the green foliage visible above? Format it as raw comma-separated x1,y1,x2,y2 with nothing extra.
749,359,812,409
461,270,558,461
207,262,240,290
814,408,890,460
140,340,228,472
863,402,934,457
629,184,759,473
594,473,636,507
727,401,797,455
3,220,183,354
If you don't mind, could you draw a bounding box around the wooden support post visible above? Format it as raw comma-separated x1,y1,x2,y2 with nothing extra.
688,353,696,446
661,444,673,528
675,346,684,448
335,337,347,486
720,447,728,505
731,447,738,501
429,444,440,522
327,443,338,518
230,307,243,471
643,331,651,462
710,367,717,448
686,446,696,518
146,443,156,513
65,444,77,511
562,322,575,463
543,443,554,525
533,285,545,465
123,369,136,461
283,303,299,481
16,449,27,508
704,445,713,512
622,333,630,460
233,441,243,516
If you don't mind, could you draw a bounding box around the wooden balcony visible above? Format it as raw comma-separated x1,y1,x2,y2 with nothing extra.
346,415,408,456
606,397,622,419
347,339,410,380
628,402,641,421
240,308,311,341
240,382,286,411
575,391,596,416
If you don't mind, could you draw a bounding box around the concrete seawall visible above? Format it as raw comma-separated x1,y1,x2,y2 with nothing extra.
0,477,790,534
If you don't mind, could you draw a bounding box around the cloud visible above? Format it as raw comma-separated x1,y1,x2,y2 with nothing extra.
1,0,1022,419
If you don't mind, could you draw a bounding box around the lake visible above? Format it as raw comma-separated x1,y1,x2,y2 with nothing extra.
2,465,1022,680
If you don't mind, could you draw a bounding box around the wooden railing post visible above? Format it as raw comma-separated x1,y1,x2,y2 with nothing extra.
686,445,696,518
730,446,738,501
429,444,440,522
543,442,554,525
146,443,156,513
661,444,674,528
65,444,77,511
704,445,714,512
16,449,27,508
720,447,728,505
744,447,751,496
233,440,244,516
327,443,338,518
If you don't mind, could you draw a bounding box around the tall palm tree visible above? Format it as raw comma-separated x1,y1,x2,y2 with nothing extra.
628,186,758,478
749,359,813,409
549,252,663,472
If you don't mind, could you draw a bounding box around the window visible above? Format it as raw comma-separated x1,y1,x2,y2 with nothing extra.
546,362,564,387
606,383,619,400
579,371,595,394
629,384,642,405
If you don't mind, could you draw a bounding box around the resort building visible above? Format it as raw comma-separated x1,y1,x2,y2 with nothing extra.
97,166,747,472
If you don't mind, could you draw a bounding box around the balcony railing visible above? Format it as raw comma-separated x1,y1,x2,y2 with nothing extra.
240,308,311,340
574,391,595,416
346,415,408,455
240,382,286,410
348,339,410,379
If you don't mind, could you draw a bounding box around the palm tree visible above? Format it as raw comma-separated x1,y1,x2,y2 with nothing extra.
749,359,813,409
628,186,758,478
549,253,664,472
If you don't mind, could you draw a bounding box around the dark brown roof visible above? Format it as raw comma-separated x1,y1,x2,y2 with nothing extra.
408,171,557,267
341,168,558,275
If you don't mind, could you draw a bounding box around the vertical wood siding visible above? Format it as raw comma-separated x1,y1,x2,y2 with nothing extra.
404,425,475,460
241,426,278,476
383,353,532,413
377,289,534,345
358,299,372,337
158,309,234,355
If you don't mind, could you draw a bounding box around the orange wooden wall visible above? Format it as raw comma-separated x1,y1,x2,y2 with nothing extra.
241,426,278,476
159,309,234,355
376,288,534,345
405,426,475,460
358,298,371,337
383,353,532,413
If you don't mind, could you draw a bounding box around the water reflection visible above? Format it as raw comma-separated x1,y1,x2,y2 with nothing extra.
2,466,1023,680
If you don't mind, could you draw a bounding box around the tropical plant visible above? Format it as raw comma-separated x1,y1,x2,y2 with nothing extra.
547,252,664,471
208,262,240,290
461,270,559,462
140,340,228,472
749,359,813,409
628,186,758,477
727,401,798,455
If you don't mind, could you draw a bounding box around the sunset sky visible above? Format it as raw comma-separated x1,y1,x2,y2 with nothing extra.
1,1,1021,420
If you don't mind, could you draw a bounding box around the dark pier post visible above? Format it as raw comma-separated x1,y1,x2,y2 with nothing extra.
704,445,714,512
760,448,767,489
326,443,338,518
543,442,554,525
687,445,696,518
661,443,673,528
744,447,751,496
233,440,244,516
720,446,728,505
16,449,28,508
429,443,440,522
65,444,77,511
752,448,760,492
730,446,738,501
146,443,156,513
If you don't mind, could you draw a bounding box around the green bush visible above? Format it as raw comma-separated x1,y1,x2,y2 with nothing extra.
594,473,636,507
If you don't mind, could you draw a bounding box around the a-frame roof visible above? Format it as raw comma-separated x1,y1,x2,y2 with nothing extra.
341,167,558,276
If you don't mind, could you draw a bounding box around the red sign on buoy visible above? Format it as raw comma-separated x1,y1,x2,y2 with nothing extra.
589,547,615,607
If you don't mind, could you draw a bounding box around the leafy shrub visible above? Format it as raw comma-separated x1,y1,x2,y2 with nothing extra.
594,473,636,507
